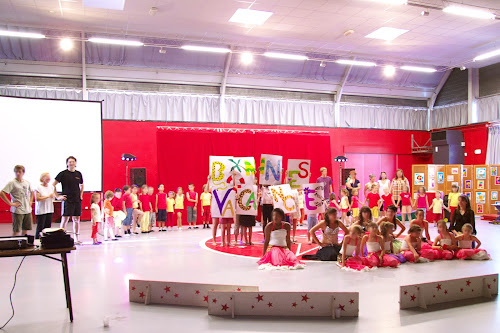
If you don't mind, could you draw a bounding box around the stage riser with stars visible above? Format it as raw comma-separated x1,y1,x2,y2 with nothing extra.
400,273,498,309
129,280,259,307
208,291,358,318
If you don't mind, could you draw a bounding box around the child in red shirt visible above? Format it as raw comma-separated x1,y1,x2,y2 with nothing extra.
139,185,152,233
364,184,381,219
381,188,395,217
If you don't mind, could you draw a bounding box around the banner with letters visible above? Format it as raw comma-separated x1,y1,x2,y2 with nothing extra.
259,154,283,185
302,183,325,214
269,184,297,214
229,157,256,188
211,188,236,218
236,185,258,216
287,159,311,189
209,156,236,218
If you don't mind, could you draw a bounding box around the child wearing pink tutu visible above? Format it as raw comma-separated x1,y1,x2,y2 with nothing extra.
359,222,399,268
380,222,406,264
431,220,457,260
410,209,432,244
455,223,490,260
339,225,363,270
258,208,305,270
401,225,435,263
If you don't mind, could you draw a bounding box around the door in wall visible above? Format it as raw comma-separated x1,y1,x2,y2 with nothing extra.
345,154,397,202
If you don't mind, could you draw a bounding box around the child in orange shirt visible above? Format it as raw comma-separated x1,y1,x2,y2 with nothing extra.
103,191,118,241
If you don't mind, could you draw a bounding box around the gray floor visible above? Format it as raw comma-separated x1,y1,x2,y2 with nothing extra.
0,219,499,333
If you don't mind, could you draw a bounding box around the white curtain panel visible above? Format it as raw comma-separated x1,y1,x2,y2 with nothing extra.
485,126,500,165
0,85,83,100
87,90,220,122
432,102,468,129
224,96,335,127
477,94,500,123
339,103,427,130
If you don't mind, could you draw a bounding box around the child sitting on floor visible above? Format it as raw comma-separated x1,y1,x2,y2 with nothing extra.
455,223,490,260
401,225,434,263
431,220,457,260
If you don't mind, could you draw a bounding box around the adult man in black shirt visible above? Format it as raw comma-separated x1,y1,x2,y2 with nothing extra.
53,156,84,244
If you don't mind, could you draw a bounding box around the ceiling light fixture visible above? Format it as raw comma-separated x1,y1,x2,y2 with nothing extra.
336,59,377,67
383,65,396,77
60,38,74,51
319,61,326,68
264,52,308,61
401,65,437,73
88,37,144,46
473,48,500,62
442,5,495,20
229,8,273,25
365,27,409,41
181,45,231,53
240,52,253,65
0,30,45,39
365,0,408,4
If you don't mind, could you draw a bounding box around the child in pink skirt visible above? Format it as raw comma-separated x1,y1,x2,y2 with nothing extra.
455,223,490,260
401,225,434,263
258,208,305,270
431,220,457,260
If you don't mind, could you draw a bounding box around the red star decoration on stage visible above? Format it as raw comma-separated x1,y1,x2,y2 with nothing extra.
466,280,471,286
338,304,345,311
494,279,497,283
237,288,241,291
349,299,355,304
221,304,229,312
212,298,217,303
292,302,297,307
256,294,264,302
433,295,436,298
436,284,442,291
267,302,273,308
487,284,491,289
444,290,448,294
174,293,179,298
403,290,408,295
410,294,416,301
131,286,136,291
203,296,209,302
310,306,314,310
161,296,164,299
139,292,145,298
460,288,464,292
251,305,255,309
302,294,310,302
164,286,171,293
195,290,200,294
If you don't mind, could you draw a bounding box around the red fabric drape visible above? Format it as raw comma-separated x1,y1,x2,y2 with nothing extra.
156,128,332,224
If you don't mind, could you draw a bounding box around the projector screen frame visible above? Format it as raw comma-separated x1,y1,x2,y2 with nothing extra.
0,94,104,193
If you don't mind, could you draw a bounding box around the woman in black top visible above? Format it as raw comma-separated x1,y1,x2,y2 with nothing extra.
449,194,476,234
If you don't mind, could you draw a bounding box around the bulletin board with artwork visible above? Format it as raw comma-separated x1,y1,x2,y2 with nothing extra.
473,191,488,215
462,165,473,189
445,164,462,193
474,165,489,190
411,165,428,194
488,165,500,190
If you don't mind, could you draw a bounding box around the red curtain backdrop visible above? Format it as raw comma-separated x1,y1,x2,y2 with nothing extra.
156,127,332,224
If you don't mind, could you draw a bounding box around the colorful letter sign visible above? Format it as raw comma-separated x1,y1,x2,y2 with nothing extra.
211,188,236,218
287,159,311,189
269,184,297,214
259,154,282,185
210,156,234,191
236,185,258,216
230,157,256,188
302,183,325,214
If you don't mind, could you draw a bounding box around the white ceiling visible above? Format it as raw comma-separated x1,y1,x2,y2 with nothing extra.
0,0,499,67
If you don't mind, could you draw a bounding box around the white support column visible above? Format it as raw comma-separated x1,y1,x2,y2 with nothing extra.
468,68,479,124
428,69,452,131
219,51,232,123
81,31,88,100
334,65,352,127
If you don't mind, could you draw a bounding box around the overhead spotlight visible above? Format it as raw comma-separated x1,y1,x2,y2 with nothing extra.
121,153,137,162
334,155,348,162
240,51,253,65
60,38,74,51
421,9,430,16
460,65,466,71
159,47,166,54
149,7,158,16
383,65,396,77
319,61,326,67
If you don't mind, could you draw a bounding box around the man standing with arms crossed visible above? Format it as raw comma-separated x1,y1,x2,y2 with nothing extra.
53,156,84,244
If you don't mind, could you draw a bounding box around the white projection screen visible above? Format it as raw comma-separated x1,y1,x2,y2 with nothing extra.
0,96,103,192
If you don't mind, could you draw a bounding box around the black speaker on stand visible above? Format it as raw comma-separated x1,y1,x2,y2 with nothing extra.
130,168,147,188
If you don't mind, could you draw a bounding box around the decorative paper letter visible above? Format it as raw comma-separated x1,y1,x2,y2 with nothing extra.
236,185,258,216
211,188,236,218
302,183,325,214
269,184,297,214
287,159,311,189
259,154,283,185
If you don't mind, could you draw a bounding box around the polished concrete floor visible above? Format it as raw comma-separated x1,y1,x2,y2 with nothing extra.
0,219,499,333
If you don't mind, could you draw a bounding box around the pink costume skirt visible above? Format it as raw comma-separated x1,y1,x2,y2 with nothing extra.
258,246,305,270
402,248,435,262
455,248,489,260
344,251,400,271
433,249,454,260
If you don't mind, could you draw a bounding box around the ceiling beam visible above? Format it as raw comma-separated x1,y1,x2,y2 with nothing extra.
429,69,452,108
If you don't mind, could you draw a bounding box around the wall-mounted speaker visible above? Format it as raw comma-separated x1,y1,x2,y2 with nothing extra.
130,168,147,188
431,130,464,164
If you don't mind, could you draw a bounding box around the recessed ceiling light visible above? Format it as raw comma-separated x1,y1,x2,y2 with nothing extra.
240,52,253,65
263,52,308,61
88,38,144,46
181,45,231,53
443,5,495,20
383,65,396,77
0,30,45,39
365,27,409,41
401,65,436,73
473,48,500,62
336,59,377,67
60,38,74,51
365,0,408,4
229,8,273,25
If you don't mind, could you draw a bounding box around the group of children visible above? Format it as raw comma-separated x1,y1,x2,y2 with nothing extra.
89,183,213,245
